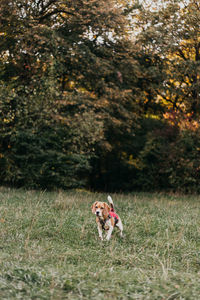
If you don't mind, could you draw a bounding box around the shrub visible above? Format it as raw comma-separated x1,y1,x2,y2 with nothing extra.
0,83,103,190
135,117,200,193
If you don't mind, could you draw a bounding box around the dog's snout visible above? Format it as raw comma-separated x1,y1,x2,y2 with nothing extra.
96,211,99,215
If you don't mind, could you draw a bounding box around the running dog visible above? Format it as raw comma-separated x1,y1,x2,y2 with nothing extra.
91,195,123,241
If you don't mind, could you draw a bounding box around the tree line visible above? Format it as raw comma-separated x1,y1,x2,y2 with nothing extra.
0,0,200,193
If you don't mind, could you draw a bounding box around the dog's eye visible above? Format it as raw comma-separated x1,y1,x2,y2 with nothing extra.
101,207,104,209
95,206,98,208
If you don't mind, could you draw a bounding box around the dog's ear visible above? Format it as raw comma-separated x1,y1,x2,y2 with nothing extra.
103,203,111,218
91,201,98,214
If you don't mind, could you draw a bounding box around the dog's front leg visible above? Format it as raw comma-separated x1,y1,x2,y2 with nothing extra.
106,226,113,241
97,223,103,240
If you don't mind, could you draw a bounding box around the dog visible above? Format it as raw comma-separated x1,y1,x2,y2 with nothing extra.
91,195,123,241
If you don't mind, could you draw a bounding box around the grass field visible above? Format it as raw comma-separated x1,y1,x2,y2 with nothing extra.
0,188,200,299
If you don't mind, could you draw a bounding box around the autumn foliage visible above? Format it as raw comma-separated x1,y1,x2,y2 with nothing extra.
0,0,200,192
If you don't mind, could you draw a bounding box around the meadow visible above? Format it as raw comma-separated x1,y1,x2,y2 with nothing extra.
0,188,200,299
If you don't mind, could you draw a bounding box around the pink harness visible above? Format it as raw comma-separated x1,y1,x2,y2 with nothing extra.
100,208,119,230
109,211,119,220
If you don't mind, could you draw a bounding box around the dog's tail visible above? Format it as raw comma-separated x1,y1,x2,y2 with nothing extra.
108,195,114,211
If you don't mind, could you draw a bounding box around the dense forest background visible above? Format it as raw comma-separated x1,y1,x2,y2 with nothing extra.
0,0,200,193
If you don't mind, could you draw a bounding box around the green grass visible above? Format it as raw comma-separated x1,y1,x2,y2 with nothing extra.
0,188,200,299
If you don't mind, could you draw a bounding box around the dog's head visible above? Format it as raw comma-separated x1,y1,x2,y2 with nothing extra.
91,201,111,219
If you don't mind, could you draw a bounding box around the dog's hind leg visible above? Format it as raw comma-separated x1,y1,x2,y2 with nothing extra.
116,219,123,238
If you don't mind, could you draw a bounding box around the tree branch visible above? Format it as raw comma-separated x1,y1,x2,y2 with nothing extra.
37,9,74,22
177,49,187,61
195,42,200,61
39,0,58,14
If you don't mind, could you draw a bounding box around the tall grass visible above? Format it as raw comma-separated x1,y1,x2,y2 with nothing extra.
0,187,200,299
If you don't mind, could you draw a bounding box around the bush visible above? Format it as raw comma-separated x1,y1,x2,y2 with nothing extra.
0,83,103,190
134,118,200,193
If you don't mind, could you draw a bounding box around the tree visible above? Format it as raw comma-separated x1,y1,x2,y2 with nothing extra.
136,0,200,118
0,0,141,190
